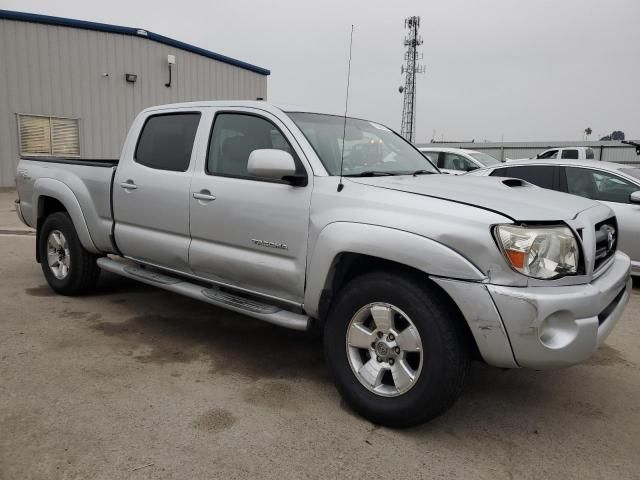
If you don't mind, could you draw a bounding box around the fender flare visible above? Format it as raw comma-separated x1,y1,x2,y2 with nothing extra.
33,178,100,254
304,222,486,317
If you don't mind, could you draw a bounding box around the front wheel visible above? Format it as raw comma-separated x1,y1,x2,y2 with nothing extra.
324,271,470,427
38,212,100,295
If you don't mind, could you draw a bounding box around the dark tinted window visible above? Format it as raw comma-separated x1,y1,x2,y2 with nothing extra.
207,113,301,179
537,150,558,159
565,167,638,203
561,149,579,159
135,113,201,171
490,165,555,189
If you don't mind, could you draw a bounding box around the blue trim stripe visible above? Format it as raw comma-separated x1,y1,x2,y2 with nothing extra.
0,9,270,76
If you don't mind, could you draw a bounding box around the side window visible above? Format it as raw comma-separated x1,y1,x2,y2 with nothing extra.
502,165,555,189
538,150,558,159
135,113,201,172
585,148,595,160
561,149,579,159
207,113,300,179
565,167,637,203
442,153,476,172
420,152,438,164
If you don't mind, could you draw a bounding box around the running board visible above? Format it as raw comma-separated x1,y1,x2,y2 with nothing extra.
96,257,310,331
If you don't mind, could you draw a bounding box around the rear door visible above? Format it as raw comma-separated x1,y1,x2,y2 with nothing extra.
188,108,313,304
113,110,202,272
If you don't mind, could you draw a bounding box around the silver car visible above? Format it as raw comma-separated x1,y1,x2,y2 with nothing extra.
418,147,502,175
468,159,640,275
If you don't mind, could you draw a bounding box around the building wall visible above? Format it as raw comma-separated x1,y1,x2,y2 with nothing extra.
0,18,268,186
417,141,639,165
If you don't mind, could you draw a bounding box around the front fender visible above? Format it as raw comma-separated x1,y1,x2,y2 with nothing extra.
33,178,100,254
304,222,486,317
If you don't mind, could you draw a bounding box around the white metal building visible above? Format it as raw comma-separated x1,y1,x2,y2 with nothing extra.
0,10,270,186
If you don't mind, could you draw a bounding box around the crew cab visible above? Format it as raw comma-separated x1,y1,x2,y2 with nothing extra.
15,101,632,427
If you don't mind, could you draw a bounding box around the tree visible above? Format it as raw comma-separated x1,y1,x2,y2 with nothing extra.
600,130,625,141
584,127,592,140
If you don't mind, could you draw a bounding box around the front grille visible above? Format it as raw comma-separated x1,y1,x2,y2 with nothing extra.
594,217,617,271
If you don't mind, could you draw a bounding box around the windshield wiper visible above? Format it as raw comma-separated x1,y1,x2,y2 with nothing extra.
411,170,437,176
344,171,397,177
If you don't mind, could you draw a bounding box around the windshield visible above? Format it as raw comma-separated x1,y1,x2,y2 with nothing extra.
620,168,640,182
469,152,501,167
287,112,438,176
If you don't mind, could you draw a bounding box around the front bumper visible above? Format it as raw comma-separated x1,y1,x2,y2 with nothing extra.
488,251,631,369
14,199,27,226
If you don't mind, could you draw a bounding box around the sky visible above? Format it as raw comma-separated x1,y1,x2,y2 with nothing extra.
1,0,639,142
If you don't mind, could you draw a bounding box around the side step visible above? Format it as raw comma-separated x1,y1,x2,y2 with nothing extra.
97,257,310,331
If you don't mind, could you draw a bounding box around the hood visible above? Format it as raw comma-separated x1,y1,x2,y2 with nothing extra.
348,174,598,221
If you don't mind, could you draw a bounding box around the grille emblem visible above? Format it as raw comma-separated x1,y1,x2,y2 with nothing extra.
602,225,616,252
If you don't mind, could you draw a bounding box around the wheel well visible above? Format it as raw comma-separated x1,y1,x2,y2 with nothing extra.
318,252,480,359
35,196,68,263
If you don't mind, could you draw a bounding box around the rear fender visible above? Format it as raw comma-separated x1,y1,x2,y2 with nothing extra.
33,178,99,254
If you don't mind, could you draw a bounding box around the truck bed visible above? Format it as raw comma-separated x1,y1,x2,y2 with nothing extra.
16,157,119,254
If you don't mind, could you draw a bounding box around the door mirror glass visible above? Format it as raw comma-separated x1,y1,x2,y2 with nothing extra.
248,149,297,182
630,191,640,204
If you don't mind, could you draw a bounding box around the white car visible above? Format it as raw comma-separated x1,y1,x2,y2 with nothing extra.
419,147,502,175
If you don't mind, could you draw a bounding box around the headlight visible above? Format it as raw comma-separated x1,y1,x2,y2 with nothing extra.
495,225,580,279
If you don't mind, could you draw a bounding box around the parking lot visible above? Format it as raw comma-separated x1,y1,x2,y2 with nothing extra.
1,190,639,479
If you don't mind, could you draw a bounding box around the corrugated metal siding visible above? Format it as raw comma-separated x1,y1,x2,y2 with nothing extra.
417,141,640,165
0,18,268,186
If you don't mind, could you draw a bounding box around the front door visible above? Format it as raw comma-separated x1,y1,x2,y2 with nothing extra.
188,109,312,304
113,111,201,272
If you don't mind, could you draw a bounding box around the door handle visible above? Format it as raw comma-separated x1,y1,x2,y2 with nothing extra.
192,191,216,201
119,181,138,190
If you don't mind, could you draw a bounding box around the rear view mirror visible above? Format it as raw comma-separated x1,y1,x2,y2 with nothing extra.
630,191,640,204
247,149,306,186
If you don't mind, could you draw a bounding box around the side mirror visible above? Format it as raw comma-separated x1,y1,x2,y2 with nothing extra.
630,191,640,204
247,149,306,186
535,153,542,159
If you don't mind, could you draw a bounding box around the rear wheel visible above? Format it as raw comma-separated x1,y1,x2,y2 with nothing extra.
324,271,469,427
38,212,100,295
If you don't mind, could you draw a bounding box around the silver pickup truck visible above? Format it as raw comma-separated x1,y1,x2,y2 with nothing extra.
15,101,632,427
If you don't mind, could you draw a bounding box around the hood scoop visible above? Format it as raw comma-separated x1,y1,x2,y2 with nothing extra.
501,178,530,188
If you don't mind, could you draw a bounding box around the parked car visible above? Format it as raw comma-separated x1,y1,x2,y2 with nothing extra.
418,147,502,175
509,146,596,162
15,101,632,427
468,159,640,276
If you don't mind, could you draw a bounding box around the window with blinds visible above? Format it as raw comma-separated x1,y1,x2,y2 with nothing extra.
18,115,80,157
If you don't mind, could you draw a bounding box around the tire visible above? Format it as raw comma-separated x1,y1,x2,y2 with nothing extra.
38,212,100,295
324,271,470,427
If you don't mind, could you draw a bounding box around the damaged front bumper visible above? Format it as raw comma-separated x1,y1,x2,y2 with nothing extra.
488,251,631,369
434,251,632,369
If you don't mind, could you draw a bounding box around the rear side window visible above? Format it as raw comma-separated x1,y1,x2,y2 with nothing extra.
490,165,555,189
561,149,579,159
585,148,595,159
135,113,201,171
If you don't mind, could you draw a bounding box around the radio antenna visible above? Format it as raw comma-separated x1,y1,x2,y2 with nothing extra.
337,24,354,192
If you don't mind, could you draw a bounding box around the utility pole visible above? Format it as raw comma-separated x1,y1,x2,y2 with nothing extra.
399,16,425,143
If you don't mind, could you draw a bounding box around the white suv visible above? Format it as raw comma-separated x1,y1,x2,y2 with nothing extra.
419,147,502,175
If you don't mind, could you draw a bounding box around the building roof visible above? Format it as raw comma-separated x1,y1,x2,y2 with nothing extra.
0,9,270,76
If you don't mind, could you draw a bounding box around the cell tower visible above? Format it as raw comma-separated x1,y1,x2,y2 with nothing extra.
399,16,425,143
